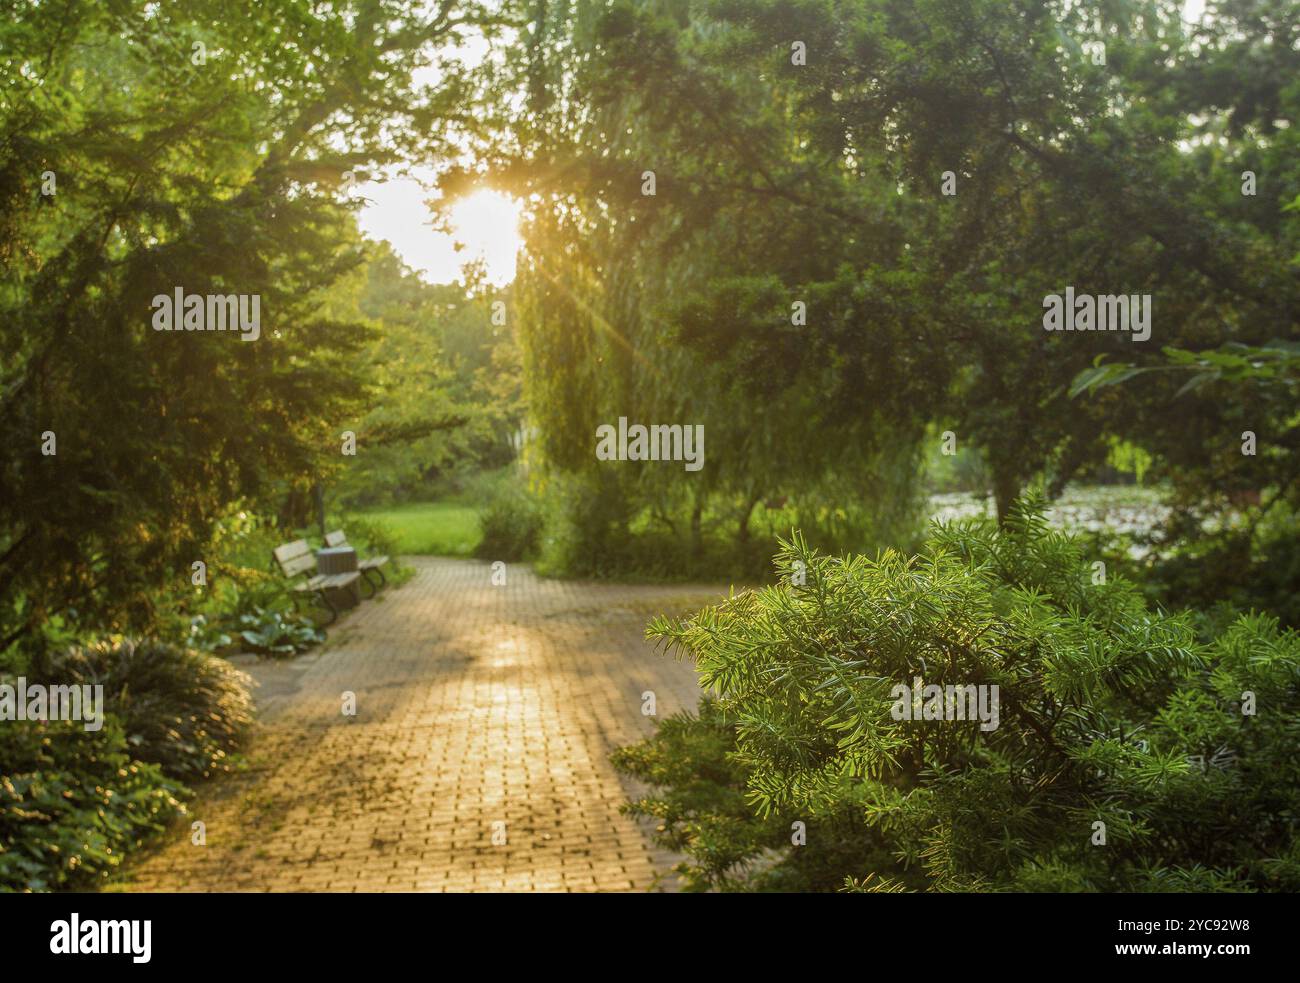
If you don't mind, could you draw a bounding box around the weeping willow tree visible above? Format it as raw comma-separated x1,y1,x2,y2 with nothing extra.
468,0,946,576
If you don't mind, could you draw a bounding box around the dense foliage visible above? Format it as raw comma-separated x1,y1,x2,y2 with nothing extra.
1,638,252,891
469,0,1298,588
4,0,1299,897
0,0,508,893
47,637,254,781
0,717,184,893
0,0,509,661
619,502,1300,891
335,245,524,510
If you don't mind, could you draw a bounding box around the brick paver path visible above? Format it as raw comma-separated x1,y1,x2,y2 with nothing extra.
122,558,722,892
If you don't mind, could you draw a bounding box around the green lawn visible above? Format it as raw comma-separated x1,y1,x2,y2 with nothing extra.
357,502,481,556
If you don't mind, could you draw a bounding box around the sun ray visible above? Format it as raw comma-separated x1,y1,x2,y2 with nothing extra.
357,180,523,286
446,189,523,286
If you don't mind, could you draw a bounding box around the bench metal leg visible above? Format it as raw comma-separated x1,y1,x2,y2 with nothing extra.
315,590,339,625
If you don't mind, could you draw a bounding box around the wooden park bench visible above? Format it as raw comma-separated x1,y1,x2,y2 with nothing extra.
272,539,362,624
324,529,389,591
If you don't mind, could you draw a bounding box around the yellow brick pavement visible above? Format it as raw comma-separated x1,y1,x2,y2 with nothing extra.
119,557,721,893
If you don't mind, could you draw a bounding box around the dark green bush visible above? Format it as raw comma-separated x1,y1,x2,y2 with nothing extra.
1146,525,1300,631
1,637,255,891
535,468,923,583
624,499,1300,892
612,699,911,891
475,474,545,561
0,717,185,892
48,637,254,781
536,472,663,578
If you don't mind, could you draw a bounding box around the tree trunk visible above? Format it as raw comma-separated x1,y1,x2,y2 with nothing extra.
738,493,761,547
279,483,313,532
993,468,1020,525
312,481,326,538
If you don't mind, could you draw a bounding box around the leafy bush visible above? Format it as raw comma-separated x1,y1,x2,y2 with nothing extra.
535,466,924,583
612,699,907,891
534,472,650,577
47,637,254,781
235,607,325,658
1144,521,1300,631
329,513,403,564
626,499,1300,891
0,593,85,676
475,473,545,561
186,613,233,653
0,717,185,892
182,594,322,657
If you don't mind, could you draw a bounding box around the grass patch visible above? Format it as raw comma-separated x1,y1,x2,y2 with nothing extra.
354,502,481,556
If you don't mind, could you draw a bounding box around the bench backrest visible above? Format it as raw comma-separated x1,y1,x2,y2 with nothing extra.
324,530,348,548
273,539,317,577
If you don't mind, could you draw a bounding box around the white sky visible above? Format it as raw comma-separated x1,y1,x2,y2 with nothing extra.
354,40,522,287
355,168,498,286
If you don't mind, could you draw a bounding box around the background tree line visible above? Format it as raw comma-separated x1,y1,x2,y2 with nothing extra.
469,0,1298,605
